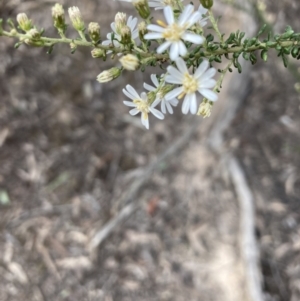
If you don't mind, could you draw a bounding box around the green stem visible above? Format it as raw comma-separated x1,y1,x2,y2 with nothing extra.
2,29,300,62
208,9,223,43
214,60,233,92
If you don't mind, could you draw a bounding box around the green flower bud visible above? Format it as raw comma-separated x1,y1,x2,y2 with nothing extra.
147,91,156,103
17,13,33,32
200,0,213,9
68,6,85,31
120,25,132,44
97,67,122,83
157,84,174,99
132,0,150,19
52,3,66,32
70,42,77,53
138,21,148,41
197,100,213,118
88,22,101,43
115,12,127,35
28,28,40,39
119,54,139,71
91,48,105,58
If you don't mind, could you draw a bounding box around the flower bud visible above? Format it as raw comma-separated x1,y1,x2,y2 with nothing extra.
70,42,77,53
115,12,127,35
52,3,66,32
199,0,213,9
120,25,132,44
88,22,101,43
119,54,139,71
197,100,213,118
17,13,33,32
68,6,85,31
28,28,40,39
147,91,156,103
97,67,122,83
91,48,105,58
132,0,150,19
138,21,148,41
157,84,174,99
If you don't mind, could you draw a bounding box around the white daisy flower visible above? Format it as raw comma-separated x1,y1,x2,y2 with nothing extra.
148,0,183,10
123,85,164,129
198,5,208,27
102,15,138,53
144,74,179,114
164,57,218,114
144,5,204,61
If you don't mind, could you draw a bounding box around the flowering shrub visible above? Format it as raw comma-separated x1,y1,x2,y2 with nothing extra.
0,0,299,129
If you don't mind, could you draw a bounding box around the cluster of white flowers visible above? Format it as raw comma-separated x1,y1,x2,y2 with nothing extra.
99,0,218,129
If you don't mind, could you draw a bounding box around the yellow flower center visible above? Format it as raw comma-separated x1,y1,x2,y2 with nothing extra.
162,23,185,42
133,99,150,119
182,72,198,94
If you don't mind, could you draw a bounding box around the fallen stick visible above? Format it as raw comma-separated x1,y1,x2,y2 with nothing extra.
88,119,199,251
227,155,264,301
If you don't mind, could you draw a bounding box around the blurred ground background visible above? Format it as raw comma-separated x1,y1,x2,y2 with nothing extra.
0,0,300,300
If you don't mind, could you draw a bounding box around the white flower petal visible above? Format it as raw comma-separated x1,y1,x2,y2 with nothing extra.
175,57,188,74
194,60,209,79
126,85,140,99
123,88,136,100
199,79,216,89
143,82,156,91
150,107,165,120
189,93,197,114
161,100,167,114
151,74,159,87
165,86,184,100
111,23,116,33
165,75,182,84
157,41,172,54
165,101,174,114
141,115,149,129
178,41,187,56
178,4,194,26
187,11,201,27
152,98,161,107
127,16,137,30
199,88,218,101
170,42,180,61
166,66,184,81
129,108,140,115
182,32,204,44
163,6,174,25
144,32,163,39
123,100,136,107
199,68,217,81
182,94,191,114
141,92,148,101
147,24,165,33
169,98,179,106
